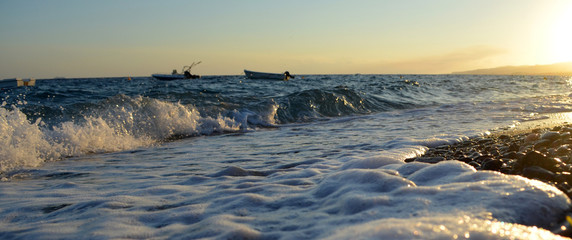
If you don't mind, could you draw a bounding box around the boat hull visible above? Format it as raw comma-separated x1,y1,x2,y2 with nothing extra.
244,70,290,81
152,74,200,81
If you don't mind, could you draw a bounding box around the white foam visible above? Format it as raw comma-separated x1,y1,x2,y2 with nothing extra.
0,96,246,172
4,153,567,239
0,106,54,172
326,215,569,240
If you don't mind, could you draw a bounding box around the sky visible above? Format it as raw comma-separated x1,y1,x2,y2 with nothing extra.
1,0,571,78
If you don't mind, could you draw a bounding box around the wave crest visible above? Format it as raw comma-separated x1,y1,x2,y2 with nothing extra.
0,95,249,173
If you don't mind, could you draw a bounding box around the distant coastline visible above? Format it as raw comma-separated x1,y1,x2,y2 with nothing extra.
452,61,572,75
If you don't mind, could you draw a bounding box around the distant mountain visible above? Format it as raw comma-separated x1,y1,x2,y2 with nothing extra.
452,62,572,75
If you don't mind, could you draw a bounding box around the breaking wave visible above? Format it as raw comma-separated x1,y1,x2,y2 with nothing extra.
0,95,251,172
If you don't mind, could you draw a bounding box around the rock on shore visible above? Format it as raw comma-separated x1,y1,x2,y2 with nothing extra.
406,125,572,237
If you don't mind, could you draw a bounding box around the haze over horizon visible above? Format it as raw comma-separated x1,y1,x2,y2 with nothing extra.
1,0,572,79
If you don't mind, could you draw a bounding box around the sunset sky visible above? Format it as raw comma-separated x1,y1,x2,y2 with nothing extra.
1,0,571,78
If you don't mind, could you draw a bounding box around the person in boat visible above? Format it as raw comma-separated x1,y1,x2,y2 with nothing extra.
184,70,192,78
172,69,178,75
284,71,294,79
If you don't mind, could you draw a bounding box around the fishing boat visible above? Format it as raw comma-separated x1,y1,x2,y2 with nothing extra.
152,62,201,81
0,78,36,89
151,74,195,81
244,70,294,81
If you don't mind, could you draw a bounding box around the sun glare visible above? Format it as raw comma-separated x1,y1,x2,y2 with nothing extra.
549,4,572,63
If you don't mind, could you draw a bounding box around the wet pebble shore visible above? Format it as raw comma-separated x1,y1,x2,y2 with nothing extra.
407,125,572,236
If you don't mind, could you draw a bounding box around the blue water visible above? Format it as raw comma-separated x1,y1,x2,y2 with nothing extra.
1,75,572,239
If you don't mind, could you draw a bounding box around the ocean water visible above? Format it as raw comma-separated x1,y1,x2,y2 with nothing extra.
1,74,572,239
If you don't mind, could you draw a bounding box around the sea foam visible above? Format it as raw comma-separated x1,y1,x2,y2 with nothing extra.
0,96,247,173
4,155,567,239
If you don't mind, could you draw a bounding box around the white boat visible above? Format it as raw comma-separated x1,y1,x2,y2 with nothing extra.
153,62,201,81
0,78,36,89
244,70,294,81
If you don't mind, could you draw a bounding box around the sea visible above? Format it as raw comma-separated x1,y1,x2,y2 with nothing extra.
1,74,572,239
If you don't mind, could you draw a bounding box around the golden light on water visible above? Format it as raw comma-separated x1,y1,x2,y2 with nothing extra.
551,112,572,124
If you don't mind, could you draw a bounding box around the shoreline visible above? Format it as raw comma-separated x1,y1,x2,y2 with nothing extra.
407,115,572,237
408,122,572,195
491,112,572,136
